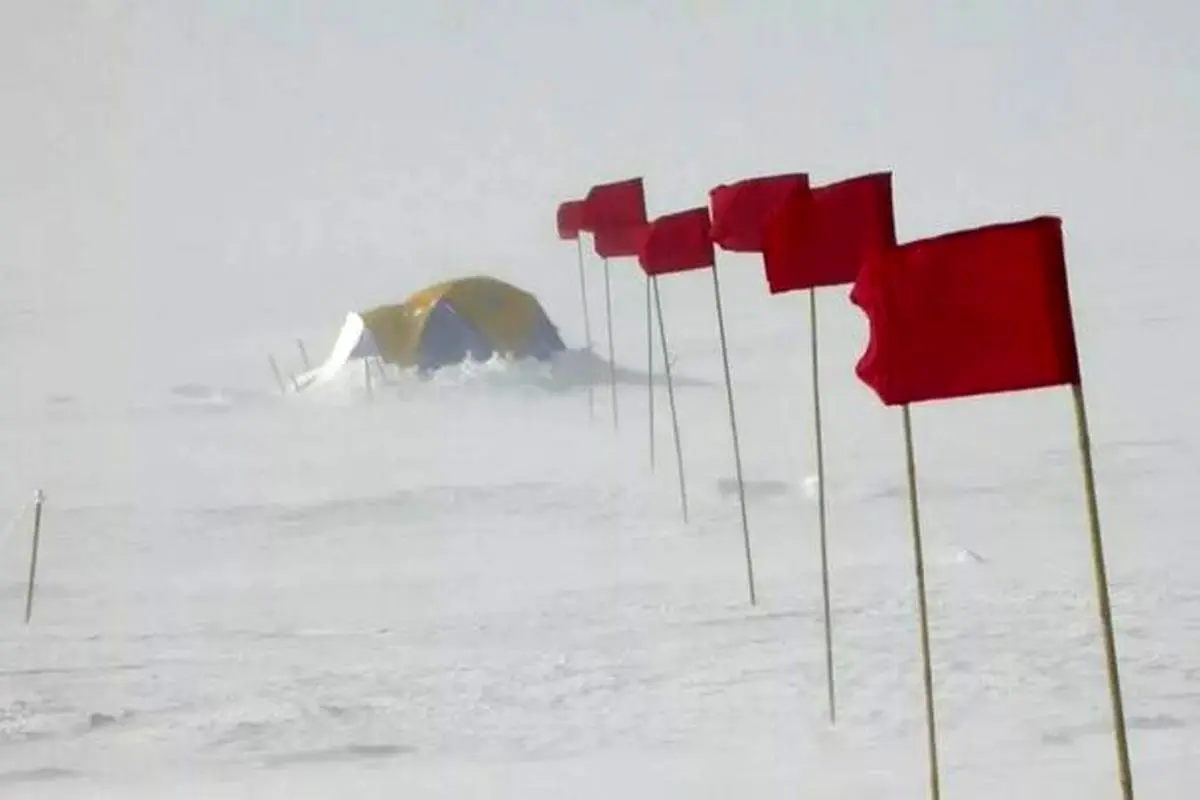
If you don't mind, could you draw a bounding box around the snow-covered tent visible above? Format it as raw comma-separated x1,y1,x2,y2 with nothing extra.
295,276,566,389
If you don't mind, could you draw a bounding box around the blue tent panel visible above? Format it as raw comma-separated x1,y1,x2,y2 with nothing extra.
416,299,496,370
522,312,566,360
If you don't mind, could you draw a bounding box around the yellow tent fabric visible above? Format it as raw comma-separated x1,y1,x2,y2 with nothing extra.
357,276,565,370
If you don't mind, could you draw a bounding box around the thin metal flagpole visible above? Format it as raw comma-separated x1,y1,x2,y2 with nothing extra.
24,490,45,625
576,237,595,420
1071,381,1134,800
654,276,688,522
710,261,756,606
809,287,836,725
646,274,656,470
901,404,942,800
603,257,619,430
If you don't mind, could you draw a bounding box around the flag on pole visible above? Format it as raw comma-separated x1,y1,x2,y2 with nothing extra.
699,177,783,606
582,177,650,258
763,172,897,293
850,213,1136,800
594,225,649,258
581,177,648,232
633,207,703,523
709,173,809,252
579,176,648,433
638,207,715,276
752,172,898,727
557,195,595,414
851,215,1080,405
557,199,586,240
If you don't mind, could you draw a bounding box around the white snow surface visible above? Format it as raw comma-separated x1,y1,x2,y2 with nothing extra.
3,2,1199,798
3,270,1197,798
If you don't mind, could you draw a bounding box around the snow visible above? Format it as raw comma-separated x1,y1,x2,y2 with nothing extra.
3,2,1199,797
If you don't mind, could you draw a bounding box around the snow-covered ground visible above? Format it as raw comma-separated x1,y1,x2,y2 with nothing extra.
3,2,1197,797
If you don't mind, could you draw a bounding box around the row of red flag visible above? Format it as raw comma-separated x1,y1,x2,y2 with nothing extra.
555,172,1082,407
554,171,1135,800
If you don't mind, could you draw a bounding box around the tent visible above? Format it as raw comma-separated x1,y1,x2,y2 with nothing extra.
295,276,566,388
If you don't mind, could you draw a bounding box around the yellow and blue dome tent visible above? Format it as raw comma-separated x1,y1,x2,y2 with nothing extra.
296,276,566,388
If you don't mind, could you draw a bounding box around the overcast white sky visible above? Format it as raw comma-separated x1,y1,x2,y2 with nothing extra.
2,1,1196,343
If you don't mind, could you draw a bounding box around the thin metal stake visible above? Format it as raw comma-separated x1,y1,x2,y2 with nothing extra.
646,274,656,470
24,490,45,624
902,405,941,800
1071,381,1134,800
603,257,618,429
809,288,836,724
576,237,595,419
710,262,755,605
654,277,688,522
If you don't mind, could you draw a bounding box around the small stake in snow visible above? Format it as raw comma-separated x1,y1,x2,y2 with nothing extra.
296,339,311,370
268,355,287,394
25,490,45,624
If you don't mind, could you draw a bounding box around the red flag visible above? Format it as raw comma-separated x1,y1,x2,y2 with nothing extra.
581,177,647,233
709,173,809,252
556,200,585,240
637,207,715,276
593,224,649,259
851,216,1080,406
763,172,897,293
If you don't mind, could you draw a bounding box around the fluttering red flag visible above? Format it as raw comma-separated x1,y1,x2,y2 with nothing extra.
851,215,1080,407
581,177,647,233
593,224,648,259
637,207,715,276
709,173,809,252
763,172,897,294
556,200,585,241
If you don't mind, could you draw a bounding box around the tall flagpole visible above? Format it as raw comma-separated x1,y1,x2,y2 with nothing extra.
603,257,618,429
646,275,656,469
654,276,688,522
902,405,942,800
1071,382,1134,800
710,261,756,605
809,287,836,725
576,237,595,419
